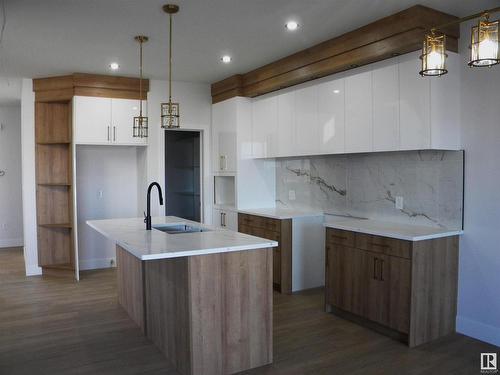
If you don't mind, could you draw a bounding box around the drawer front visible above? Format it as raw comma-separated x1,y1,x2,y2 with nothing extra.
238,224,280,242
238,213,281,233
355,233,411,259
326,228,355,247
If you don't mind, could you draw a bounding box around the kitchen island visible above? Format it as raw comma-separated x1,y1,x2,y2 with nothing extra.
88,216,278,375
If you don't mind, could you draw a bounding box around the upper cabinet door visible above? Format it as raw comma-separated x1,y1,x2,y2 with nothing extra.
399,53,430,150
317,78,345,154
112,99,148,145
252,95,278,158
294,85,319,155
345,70,373,153
212,100,237,173
74,96,112,144
277,90,295,157
373,63,399,151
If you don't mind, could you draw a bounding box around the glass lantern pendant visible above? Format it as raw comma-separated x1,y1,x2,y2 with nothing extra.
469,13,499,67
133,35,149,138
420,32,448,76
161,4,180,129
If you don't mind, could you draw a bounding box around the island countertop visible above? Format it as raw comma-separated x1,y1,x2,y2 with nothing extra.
87,216,278,261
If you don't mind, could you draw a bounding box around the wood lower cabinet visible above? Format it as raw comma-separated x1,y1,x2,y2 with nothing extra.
238,213,292,294
325,228,458,347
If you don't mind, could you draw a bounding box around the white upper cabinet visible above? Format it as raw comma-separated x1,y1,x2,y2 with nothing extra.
399,52,431,150
74,96,148,145
294,85,319,155
277,90,295,157
345,70,373,153
74,96,112,144
246,51,461,159
252,94,278,158
112,99,148,145
317,77,345,154
373,62,399,151
212,99,237,173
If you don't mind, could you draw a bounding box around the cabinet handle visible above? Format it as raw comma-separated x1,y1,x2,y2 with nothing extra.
113,126,116,142
369,242,389,249
330,234,347,241
223,212,226,227
373,258,378,280
220,212,224,227
380,259,385,281
107,126,110,141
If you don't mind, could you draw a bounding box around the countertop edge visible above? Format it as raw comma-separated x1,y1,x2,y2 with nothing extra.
324,222,464,241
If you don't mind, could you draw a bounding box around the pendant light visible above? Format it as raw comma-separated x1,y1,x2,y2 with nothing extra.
469,12,499,67
419,31,447,76
133,35,149,138
161,4,180,129
418,6,500,76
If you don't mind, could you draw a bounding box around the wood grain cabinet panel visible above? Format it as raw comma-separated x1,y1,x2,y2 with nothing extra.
325,227,457,347
238,213,291,294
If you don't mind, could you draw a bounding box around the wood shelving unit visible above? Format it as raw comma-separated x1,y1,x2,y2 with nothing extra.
35,101,76,276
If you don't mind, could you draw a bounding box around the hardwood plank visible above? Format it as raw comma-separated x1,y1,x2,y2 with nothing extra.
0,248,495,375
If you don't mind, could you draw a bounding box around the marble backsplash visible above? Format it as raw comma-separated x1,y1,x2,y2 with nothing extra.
276,150,464,229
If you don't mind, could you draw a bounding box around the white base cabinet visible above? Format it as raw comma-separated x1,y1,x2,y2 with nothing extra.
212,208,238,231
74,96,147,146
249,51,461,158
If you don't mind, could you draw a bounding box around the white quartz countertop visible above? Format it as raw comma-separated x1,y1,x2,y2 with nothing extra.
323,216,463,241
237,207,324,220
87,216,278,261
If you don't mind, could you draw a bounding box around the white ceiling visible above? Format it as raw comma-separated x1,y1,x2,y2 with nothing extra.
1,0,499,84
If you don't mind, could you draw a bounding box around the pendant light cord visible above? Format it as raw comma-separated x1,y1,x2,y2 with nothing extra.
139,38,143,116
168,12,173,109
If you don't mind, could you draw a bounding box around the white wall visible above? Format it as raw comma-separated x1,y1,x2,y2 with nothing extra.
0,105,23,248
20,78,41,275
146,80,212,223
76,145,143,270
456,20,500,346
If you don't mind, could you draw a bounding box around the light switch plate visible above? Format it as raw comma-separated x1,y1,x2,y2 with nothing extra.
395,196,404,210
288,190,296,201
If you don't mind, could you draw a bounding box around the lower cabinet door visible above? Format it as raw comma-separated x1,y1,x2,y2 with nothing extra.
326,245,367,316
366,253,390,326
387,256,411,333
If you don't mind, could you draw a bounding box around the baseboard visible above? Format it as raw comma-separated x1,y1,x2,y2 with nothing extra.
457,315,500,346
0,238,23,248
25,263,42,276
79,257,116,271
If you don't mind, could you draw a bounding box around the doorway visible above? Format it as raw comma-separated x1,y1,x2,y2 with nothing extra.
164,130,201,222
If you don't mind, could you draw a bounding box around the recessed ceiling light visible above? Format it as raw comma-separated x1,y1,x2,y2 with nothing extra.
221,55,232,63
109,62,120,70
285,21,299,31
333,89,340,94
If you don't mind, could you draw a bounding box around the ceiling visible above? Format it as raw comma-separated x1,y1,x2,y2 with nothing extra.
1,0,498,84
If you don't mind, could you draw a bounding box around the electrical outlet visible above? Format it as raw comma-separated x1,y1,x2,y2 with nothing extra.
395,196,404,210
288,190,296,201
110,259,115,267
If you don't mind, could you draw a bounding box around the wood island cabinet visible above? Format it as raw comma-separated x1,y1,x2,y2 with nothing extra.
325,227,458,347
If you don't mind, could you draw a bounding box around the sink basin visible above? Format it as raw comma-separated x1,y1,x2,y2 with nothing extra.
153,224,211,234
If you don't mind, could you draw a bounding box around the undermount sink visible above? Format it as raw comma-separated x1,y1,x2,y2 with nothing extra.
152,224,211,234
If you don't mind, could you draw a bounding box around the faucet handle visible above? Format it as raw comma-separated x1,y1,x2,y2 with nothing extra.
143,211,147,223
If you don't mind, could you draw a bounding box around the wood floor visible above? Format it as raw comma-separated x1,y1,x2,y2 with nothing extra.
0,247,497,375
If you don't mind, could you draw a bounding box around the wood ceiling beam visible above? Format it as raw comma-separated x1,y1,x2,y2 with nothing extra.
211,5,460,104
33,73,150,102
